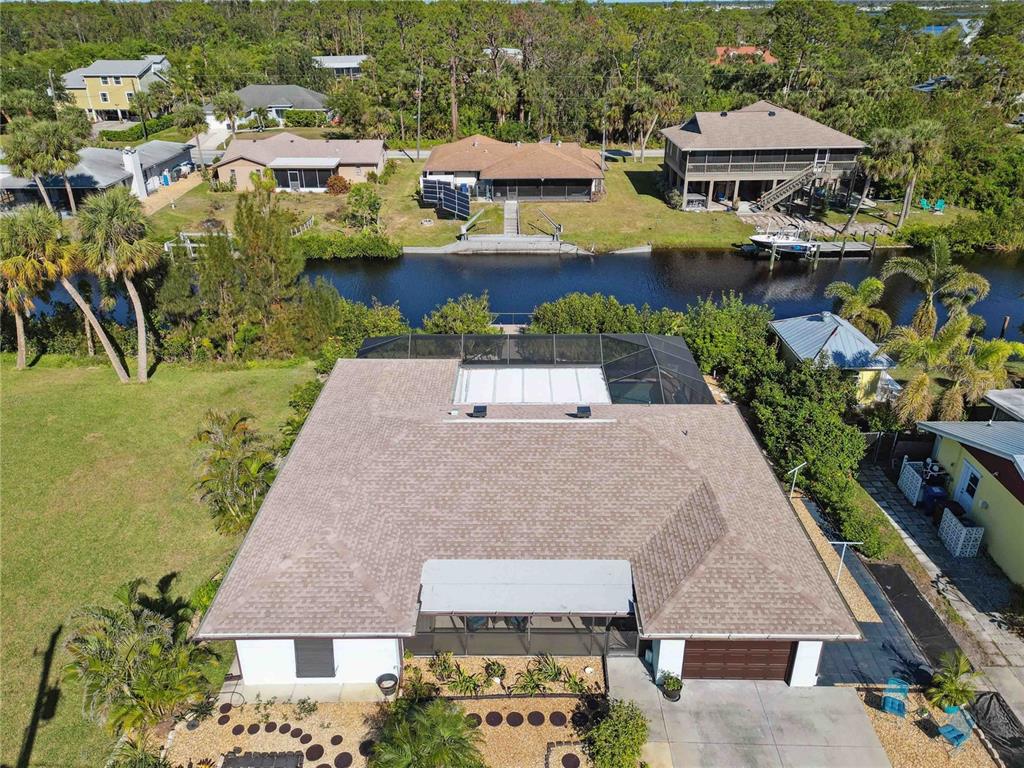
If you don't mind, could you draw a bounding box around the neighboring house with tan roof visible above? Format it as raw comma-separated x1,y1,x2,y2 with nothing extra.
198,334,858,696
712,46,778,65
61,55,169,122
213,132,384,192
661,100,864,210
422,134,604,201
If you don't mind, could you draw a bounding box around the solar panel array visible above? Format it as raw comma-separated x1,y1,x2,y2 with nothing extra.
421,178,443,204
441,186,471,219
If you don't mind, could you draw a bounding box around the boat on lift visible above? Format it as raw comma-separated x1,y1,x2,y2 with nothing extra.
748,228,818,254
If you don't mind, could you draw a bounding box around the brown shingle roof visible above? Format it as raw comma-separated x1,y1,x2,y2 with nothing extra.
661,100,865,151
198,358,858,641
214,132,384,169
424,135,603,180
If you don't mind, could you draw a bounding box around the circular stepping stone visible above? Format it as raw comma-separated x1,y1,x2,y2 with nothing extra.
300,733,313,744
334,754,353,768
571,711,589,728
527,711,544,726
562,754,581,768
279,723,292,734
306,744,324,760
506,712,524,727
264,722,277,732
290,728,303,739
466,713,482,728
217,715,230,726
231,724,245,736
317,764,331,768
330,734,344,746
485,711,503,727
549,711,567,726
247,723,260,735
219,703,232,714
358,740,375,757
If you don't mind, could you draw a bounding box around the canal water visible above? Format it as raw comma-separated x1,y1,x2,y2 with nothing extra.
307,248,1024,340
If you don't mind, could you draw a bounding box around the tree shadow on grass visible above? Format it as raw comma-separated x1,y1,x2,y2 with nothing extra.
623,168,665,200
13,625,63,768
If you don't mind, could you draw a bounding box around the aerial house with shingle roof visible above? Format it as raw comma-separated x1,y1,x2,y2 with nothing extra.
661,100,865,211
422,135,605,202
198,334,859,699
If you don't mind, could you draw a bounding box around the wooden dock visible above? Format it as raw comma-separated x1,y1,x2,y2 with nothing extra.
802,240,874,257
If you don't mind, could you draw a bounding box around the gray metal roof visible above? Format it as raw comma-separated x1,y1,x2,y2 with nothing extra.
419,559,634,615
984,389,1024,422
918,420,1024,479
661,100,865,152
78,57,165,78
770,312,893,370
62,67,88,90
232,84,328,111
313,55,368,69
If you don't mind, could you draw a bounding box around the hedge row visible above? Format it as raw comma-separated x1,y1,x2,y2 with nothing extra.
293,230,401,261
99,113,176,141
283,109,329,128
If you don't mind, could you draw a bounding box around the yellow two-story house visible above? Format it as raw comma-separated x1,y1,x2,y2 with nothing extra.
62,56,169,122
918,418,1024,586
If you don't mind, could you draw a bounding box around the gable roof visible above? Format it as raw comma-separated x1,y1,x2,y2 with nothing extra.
313,55,368,69
661,100,865,152
713,46,778,65
425,135,603,180
918,421,1024,481
78,57,166,78
198,355,858,642
62,67,88,90
770,312,893,370
214,132,384,169
984,389,1024,422
231,84,327,112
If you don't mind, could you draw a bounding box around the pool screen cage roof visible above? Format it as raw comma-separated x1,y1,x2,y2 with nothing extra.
357,333,715,405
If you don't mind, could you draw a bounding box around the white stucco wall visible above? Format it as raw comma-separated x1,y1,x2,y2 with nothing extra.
236,638,401,685
788,641,823,687
651,639,686,682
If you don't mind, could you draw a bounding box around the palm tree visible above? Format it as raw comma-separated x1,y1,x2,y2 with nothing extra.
942,336,1024,419
5,205,130,382
824,277,892,340
39,119,85,215
78,187,162,382
130,92,157,139
841,128,903,234
5,117,55,210
880,238,990,337
173,104,207,168
895,120,944,229
193,410,275,534
251,106,270,132
883,314,972,423
1,212,59,369
372,700,485,768
211,91,244,137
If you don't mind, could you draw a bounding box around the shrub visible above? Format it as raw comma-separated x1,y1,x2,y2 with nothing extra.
583,698,648,768
313,298,408,374
372,699,485,768
401,666,439,702
99,113,175,141
562,670,589,695
378,158,399,185
294,696,318,720
665,188,686,210
279,377,326,451
347,184,382,227
483,659,507,681
293,230,400,261
421,293,498,334
508,667,548,695
660,671,683,692
926,651,978,710
428,651,457,682
448,666,487,695
283,109,328,127
326,174,351,195
531,653,565,683
528,292,683,334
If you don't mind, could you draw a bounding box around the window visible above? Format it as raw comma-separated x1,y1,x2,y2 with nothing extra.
229,170,237,184
126,92,134,102
294,638,335,678
100,92,110,103
113,76,122,85
100,76,109,85
355,166,363,176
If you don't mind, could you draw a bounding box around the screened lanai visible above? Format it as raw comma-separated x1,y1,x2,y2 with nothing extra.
357,333,715,406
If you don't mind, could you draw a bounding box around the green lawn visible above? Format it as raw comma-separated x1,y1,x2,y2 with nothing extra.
93,125,197,150
0,356,312,767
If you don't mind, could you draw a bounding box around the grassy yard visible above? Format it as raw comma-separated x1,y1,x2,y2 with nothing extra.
0,356,312,767
93,125,198,150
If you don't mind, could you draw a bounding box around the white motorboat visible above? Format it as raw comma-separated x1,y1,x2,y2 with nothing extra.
748,229,817,253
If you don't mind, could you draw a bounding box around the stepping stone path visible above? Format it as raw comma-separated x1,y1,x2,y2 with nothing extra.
330,734,344,746
549,711,567,726
306,744,324,760
561,754,581,768
300,733,312,744
246,724,260,735
506,712,524,727
231,725,244,736
358,740,375,756
485,711,503,726
527,711,544,726
219,703,232,714
279,723,291,733
264,722,276,732
466,713,482,728
217,715,230,725
334,754,353,768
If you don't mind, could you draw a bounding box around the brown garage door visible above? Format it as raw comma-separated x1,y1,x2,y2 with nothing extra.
683,640,795,681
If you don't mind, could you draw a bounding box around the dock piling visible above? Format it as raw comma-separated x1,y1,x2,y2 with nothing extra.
769,242,777,272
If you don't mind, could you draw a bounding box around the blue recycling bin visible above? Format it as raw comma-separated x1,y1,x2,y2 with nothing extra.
922,484,948,514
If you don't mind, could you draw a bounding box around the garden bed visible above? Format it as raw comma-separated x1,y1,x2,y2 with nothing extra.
405,654,606,697
859,688,997,768
461,697,592,768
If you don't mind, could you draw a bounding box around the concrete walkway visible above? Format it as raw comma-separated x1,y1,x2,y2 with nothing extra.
859,465,1024,724
607,657,890,768
140,172,204,215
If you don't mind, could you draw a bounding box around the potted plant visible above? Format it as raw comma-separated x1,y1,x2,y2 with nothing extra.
659,671,683,702
926,650,978,713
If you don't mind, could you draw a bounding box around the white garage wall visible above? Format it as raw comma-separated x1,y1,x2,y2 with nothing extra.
788,641,823,687
236,638,401,685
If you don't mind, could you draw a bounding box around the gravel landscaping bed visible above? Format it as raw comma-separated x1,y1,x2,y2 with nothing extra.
461,696,593,768
406,655,606,696
859,688,997,768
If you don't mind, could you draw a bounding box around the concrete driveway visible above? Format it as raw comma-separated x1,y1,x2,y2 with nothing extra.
608,658,890,768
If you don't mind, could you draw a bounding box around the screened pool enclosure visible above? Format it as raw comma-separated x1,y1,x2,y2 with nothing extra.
357,333,715,406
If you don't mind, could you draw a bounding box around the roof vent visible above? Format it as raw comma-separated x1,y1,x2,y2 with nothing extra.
720,111,728,117
575,405,592,419
768,110,776,116
471,405,488,419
